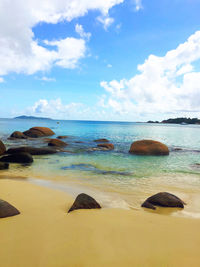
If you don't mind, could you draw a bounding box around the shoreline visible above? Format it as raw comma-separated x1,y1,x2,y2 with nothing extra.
0,178,200,266
1,171,200,219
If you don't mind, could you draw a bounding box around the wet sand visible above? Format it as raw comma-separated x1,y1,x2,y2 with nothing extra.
0,178,200,266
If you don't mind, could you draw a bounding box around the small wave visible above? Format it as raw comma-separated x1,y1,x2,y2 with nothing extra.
27,178,130,210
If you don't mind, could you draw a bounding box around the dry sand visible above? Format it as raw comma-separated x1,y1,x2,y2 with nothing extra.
0,178,200,267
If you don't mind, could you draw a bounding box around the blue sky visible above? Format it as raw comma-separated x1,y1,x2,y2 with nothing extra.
0,0,200,121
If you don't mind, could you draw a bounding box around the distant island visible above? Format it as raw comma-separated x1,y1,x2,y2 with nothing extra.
147,117,200,125
14,115,53,120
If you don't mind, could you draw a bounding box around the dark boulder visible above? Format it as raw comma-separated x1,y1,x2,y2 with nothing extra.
94,138,109,143
7,146,57,155
0,162,9,170
0,199,20,218
97,143,114,150
0,152,33,163
68,193,101,213
141,192,185,210
9,131,27,139
48,139,68,147
0,140,6,155
129,140,169,156
57,136,68,139
23,127,55,138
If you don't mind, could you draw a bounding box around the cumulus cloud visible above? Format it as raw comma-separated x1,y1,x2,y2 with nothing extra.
100,31,200,119
25,98,86,119
0,0,125,76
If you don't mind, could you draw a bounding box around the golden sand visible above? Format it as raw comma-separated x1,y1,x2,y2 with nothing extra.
0,178,200,267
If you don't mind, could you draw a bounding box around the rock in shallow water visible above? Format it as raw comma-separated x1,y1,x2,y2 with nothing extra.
48,139,68,147
129,140,169,156
9,131,27,139
94,138,109,143
0,199,20,218
0,152,33,163
0,140,6,155
141,192,185,210
0,162,9,170
68,193,101,213
97,143,114,150
23,127,55,138
7,146,57,155
57,136,68,139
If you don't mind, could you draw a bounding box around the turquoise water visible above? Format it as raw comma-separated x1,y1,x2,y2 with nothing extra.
1,118,200,216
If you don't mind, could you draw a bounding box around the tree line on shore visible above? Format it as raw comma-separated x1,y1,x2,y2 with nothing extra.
147,117,200,124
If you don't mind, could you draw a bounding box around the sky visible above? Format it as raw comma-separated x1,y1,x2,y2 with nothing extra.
0,0,200,121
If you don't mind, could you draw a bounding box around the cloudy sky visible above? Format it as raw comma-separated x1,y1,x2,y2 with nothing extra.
0,0,200,121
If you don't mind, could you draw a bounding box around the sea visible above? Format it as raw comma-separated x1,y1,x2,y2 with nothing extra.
1,118,200,217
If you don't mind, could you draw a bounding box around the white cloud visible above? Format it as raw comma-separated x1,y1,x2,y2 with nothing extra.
75,24,91,40
134,0,143,11
0,77,4,83
100,31,200,119
107,64,112,68
25,98,86,119
97,16,114,30
39,76,56,82
44,38,86,69
0,0,124,76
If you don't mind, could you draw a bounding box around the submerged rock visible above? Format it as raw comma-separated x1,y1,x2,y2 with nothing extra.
0,199,20,218
89,147,111,152
57,136,68,139
9,131,27,139
7,146,57,155
23,127,55,138
0,152,33,163
0,162,9,170
94,138,109,143
68,193,101,213
48,139,68,147
97,143,114,150
172,147,183,151
141,192,185,210
62,163,131,176
0,140,6,155
129,140,169,156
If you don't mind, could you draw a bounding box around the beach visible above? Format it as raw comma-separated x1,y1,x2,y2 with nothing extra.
0,177,200,267
1,120,200,266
